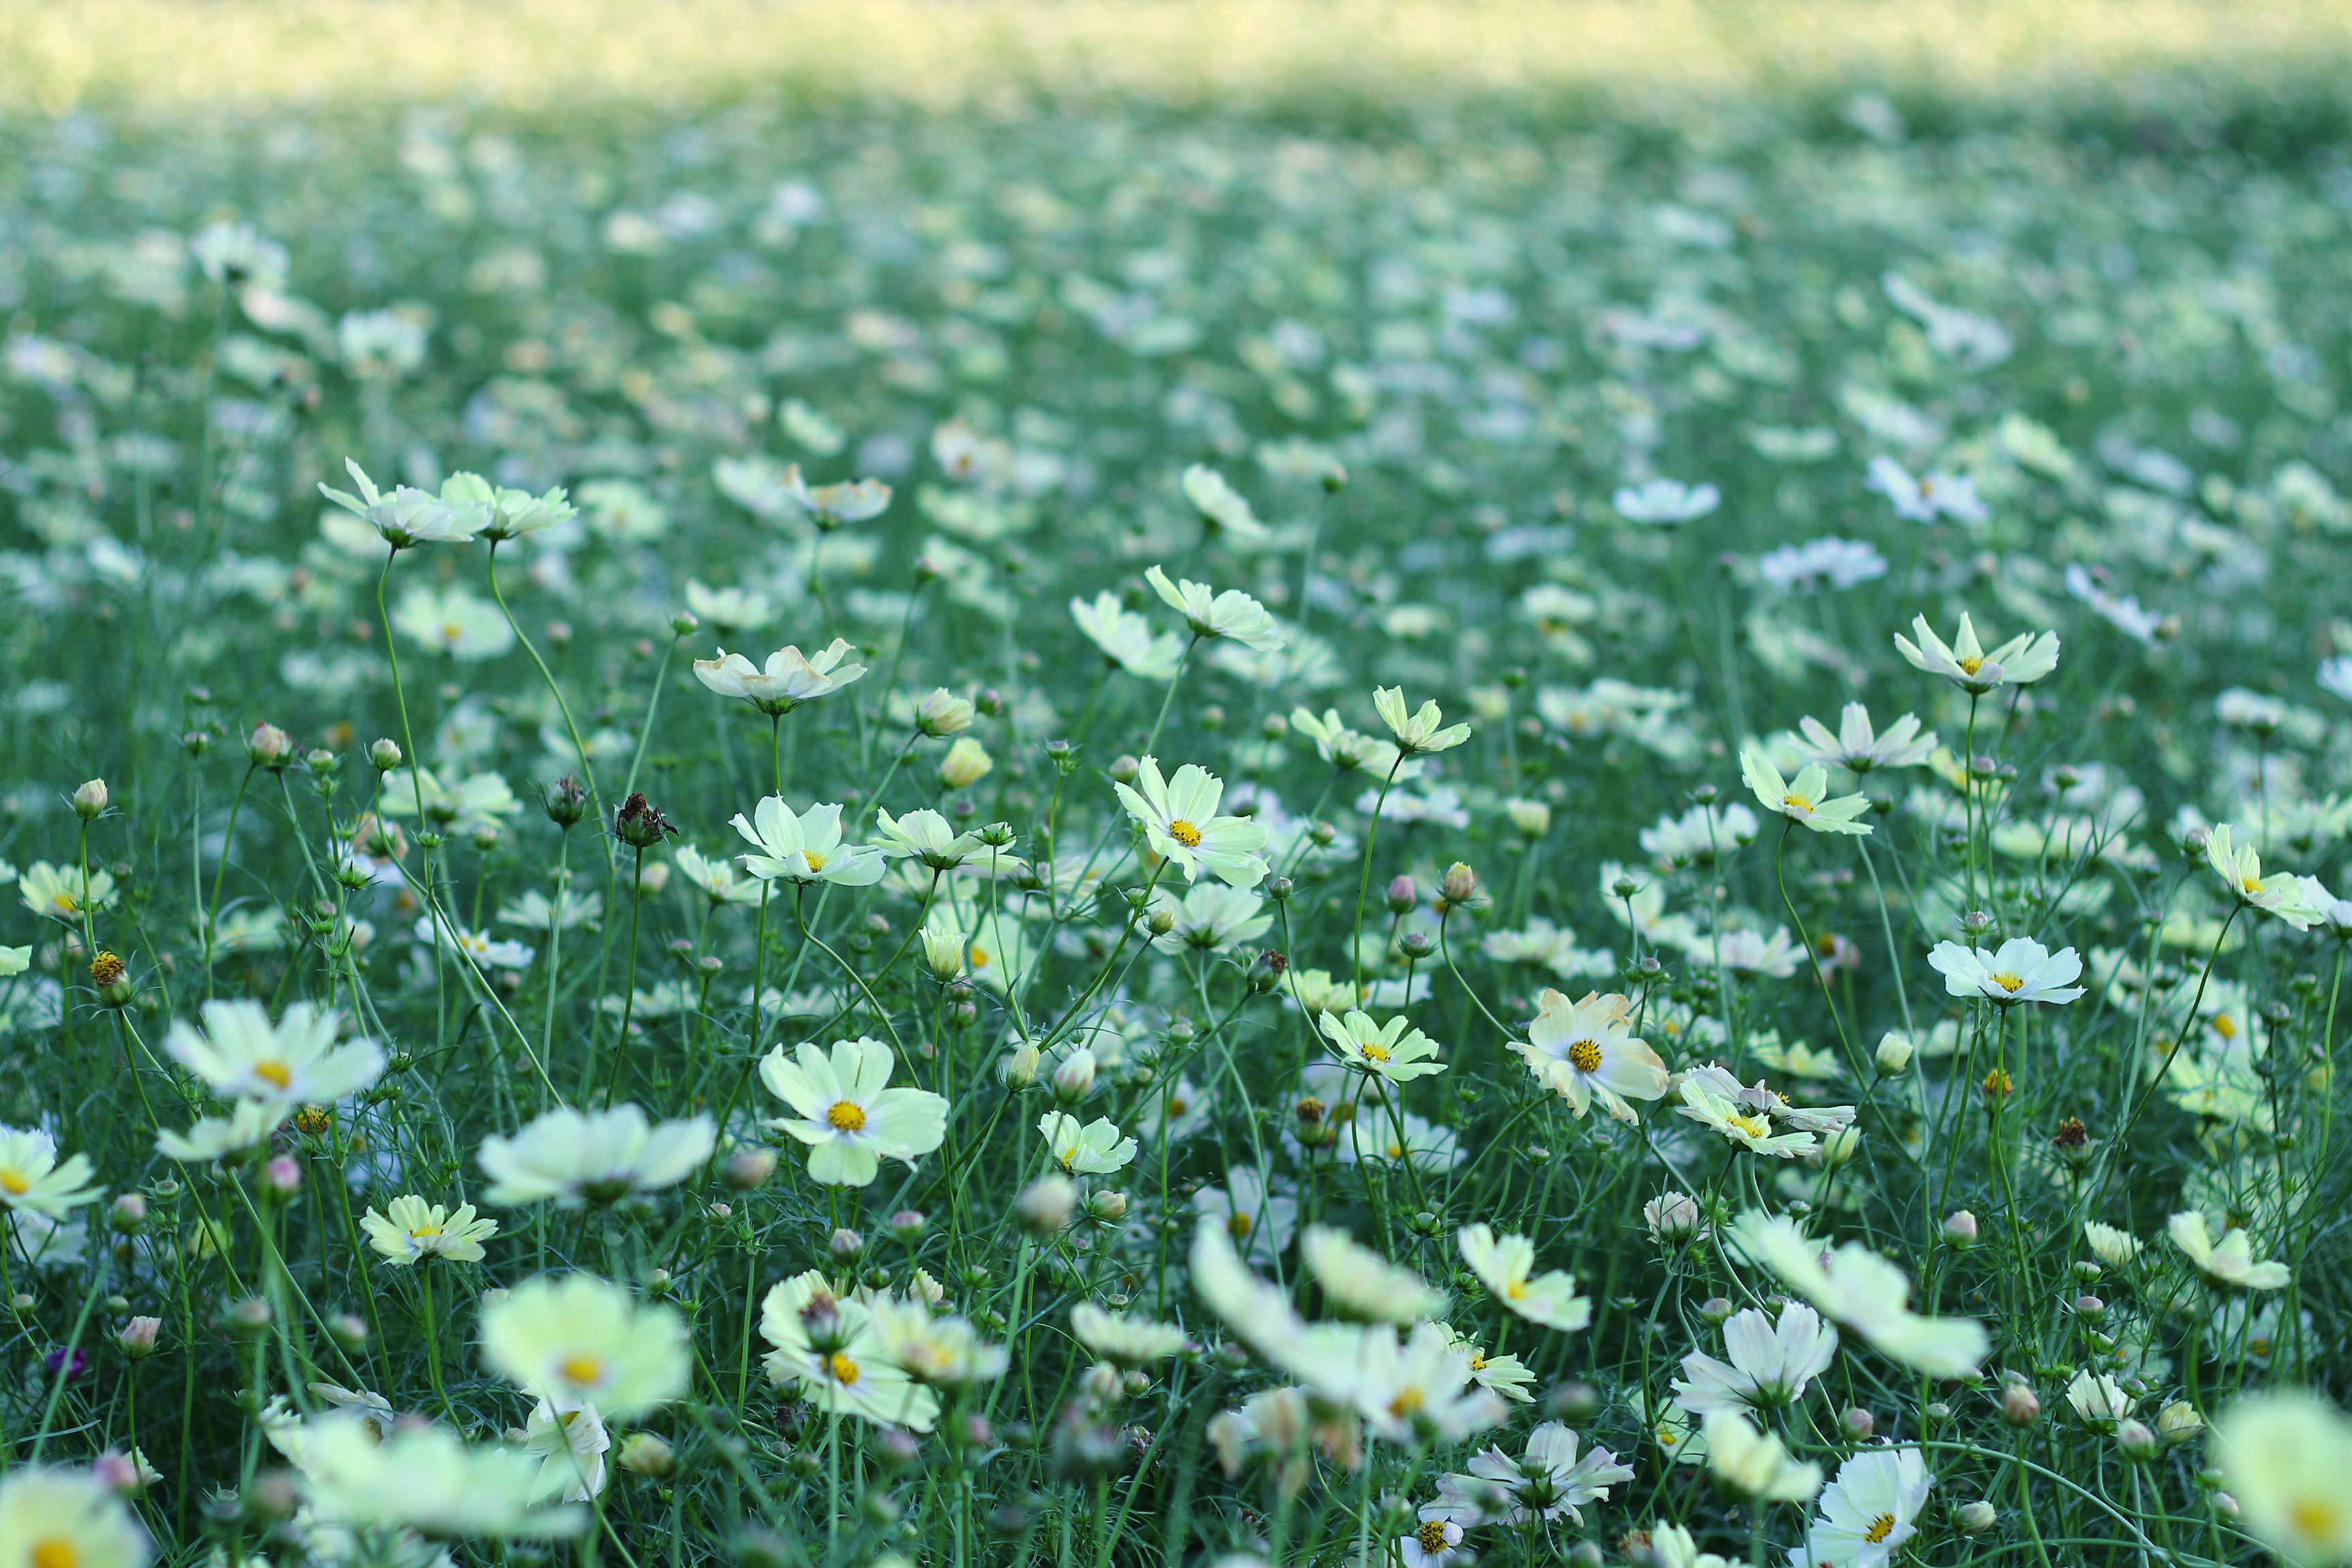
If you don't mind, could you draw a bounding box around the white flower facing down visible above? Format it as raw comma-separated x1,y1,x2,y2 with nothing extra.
693,638,868,716
1072,1302,1190,1366
730,797,886,887
1303,1224,1446,1324
1672,1301,1840,1415
2168,1211,2291,1290
1071,592,1186,680
1457,1224,1590,1333
1144,564,1286,651
1512,989,1667,1122
2215,1392,2352,1568
1805,1447,1932,1568
163,998,385,1108
1795,704,1937,774
1730,1211,1989,1377
478,1104,715,1207
480,1272,689,1420
1928,938,2085,1007
517,1395,609,1505
1113,756,1269,887
760,1036,949,1186
1181,463,1270,543
1895,612,2059,694
1742,749,1874,835
1429,1422,1632,1527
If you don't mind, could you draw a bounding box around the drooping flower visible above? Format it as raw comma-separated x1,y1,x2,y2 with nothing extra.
1456,1224,1590,1333
692,639,868,715
2206,826,2321,930
2168,1211,2291,1290
516,1396,609,1505
760,1036,949,1186
1071,592,1187,680
1144,565,1286,651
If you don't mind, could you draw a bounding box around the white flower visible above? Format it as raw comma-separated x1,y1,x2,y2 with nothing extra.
1758,536,1887,591
319,457,486,547
1181,463,1269,543
1149,883,1271,955
1372,687,1471,755
673,844,766,907
1742,749,1874,835
1303,1225,1446,1324
1290,707,1420,778
1144,565,1285,651
391,583,515,660
480,1273,689,1420
760,1272,942,1430
1673,1301,1839,1414
2084,1221,2144,1269
154,1100,282,1163
2215,1392,2352,1567
783,465,892,525
1429,1422,1631,1526
1457,1224,1590,1333
731,798,886,887
2206,825,2320,930
1895,612,2060,693
1677,1078,1818,1158
478,1105,715,1207
692,639,868,715
298,1411,584,1537
2068,1369,2134,1428
1703,1409,1822,1501
760,1036,949,1186
2066,563,2163,647
0,1467,150,1568
1729,1211,1988,1377
0,1127,99,1219
1319,1010,1445,1083
163,999,385,1107
1613,478,1720,524
1805,1448,1932,1568
1037,1112,1137,1175
1071,591,1186,679
1331,1320,1507,1444
1795,704,1937,773
416,913,536,970
360,1194,497,1264
1194,1165,1298,1261
518,1396,609,1504
1113,756,1269,887
1928,938,2085,1007
1866,455,1988,523
1072,1303,1189,1366
1639,802,1759,864
1513,989,1667,1121
2168,1211,2291,1290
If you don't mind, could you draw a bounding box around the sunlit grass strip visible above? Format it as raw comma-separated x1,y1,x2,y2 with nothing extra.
7,0,2352,114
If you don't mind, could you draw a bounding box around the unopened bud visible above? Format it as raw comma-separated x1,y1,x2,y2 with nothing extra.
117,1316,162,1359
916,688,977,737
669,610,700,637
2002,1383,2042,1426
110,1193,148,1235
260,1156,303,1200
246,723,293,768
1441,862,1480,907
2157,1401,2204,1444
1265,876,1293,902
998,1042,1041,1087
1052,1046,1098,1105
369,738,403,770
940,738,992,789
619,1432,674,1476
2076,1294,2107,1322
1955,1501,1997,1534
1699,1296,1735,1326
887,1209,926,1245
72,779,108,819
725,1148,777,1190
2116,1419,2159,1462
226,1297,273,1337
829,1228,865,1263
1842,1408,1875,1438
1016,1175,1077,1233
1385,875,1416,913
1087,1190,1129,1224
1943,1210,1980,1247
1874,1031,1914,1075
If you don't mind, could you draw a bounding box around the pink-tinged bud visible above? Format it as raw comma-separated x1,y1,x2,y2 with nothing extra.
887,1209,926,1245
2215,1492,2240,1520
116,1316,161,1359
109,1194,148,1235
246,722,293,768
829,1228,865,1263
1440,862,1481,907
1942,1210,1980,1247
92,1450,146,1494
261,1156,304,1199
2002,1383,2042,1426
2116,1419,2160,1463
1842,1407,1876,1439
1385,875,1418,913
619,1433,674,1476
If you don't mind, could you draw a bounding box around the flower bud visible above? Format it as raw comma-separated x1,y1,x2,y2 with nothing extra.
1842,1408,1875,1439
109,1194,148,1235
1265,876,1292,902
1699,1296,1735,1326
1107,755,1140,785
1503,798,1551,837
1147,907,1176,936
368,738,403,770
939,738,993,789
2116,1419,2160,1462
1088,1190,1129,1224
1645,1191,1705,1243
1016,1175,1077,1234
830,1228,865,1263
1385,876,1417,913
916,689,977,738
669,610,700,637
1817,1127,1862,1167
619,1433,674,1476
226,1297,274,1337
1052,1047,1098,1105
1942,1210,1980,1247
613,792,678,849
1440,862,1481,908
887,1210,926,1245
1874,1031,1914,1075
725,1147,777,1190
2157,1401,2204,1444
921,923,966,979
1399,930,1435,959
544,774,589,828
329,1313,369,1352
246,723,293,768
1955,1501,1997,1535
998,1041,1041,1087
72,779,108,819
117,1316,161,1359
260,1156,303,1200
2002,1382,2042,1426
2075,1294,2106,1322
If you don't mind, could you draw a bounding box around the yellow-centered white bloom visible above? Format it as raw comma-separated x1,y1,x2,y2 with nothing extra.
297,1410,585,1537
1729,1211,1988,1377
1037,1111,1137,1175
20,862,118,922
1072,1302,1190,1366
730,797,886,887
674,843,766,907
2215,1392,2352,1567
391,583,515,661
480,1273,689,1420
1113,755,1269,887
1895,612,2059,694
1302,1224,1446,1324
163,999,385,1108
1071,591,1186,680
1318,1009,1446,1083
1741,749,1874,835
1804,1447,1931,1568
0,1465,149,1568
1372,686,1472,755
478,1104,715,1207
1676,1079,1818,1158
1144,564,1285,651
1514,989,1667,1121
359,1194,497,1264
1456,1224,1591,1332
2206,826,2321,929
760,1036,949,1186
1928,938,2086,1007
517,1396,608,1504
0,1126,99,1219
693,638,868,715
2084,1221,2144,1269
2168,1211,2291,1290
760,1271,943,1429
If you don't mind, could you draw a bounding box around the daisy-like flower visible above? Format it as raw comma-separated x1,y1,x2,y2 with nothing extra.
1512,988,1667,1121
1194,1164,1299,1260
1071,592,1186,680
871,806,989,870
0,1466,151,1568
1303,1224,1446,1324
19,862,117,923
1640,802,1761,865
1672,1301,1839,1414
760,1271,941,1431
1457,1224,1590,1333
1072,1303,1190,1366
319,457,486,548
1372,687,1472,755
2168,1211,2291,1290
414,913,536,970
154,1100,282,1164
1703,1409,1823,1501
1677,1077,1818,1158
1290,707,1421,778
692,639,868,715
481,1273,688,1420
1795,704,1938,774
731,798,885,887
297,1409,583,1538
1112,756,1269,887
1318,1009,1446,1083
1650,1522,1736,1568
1431,1422,1632,1527
1148,883,1271,954
1865,455,1989,523
0,1127,99,1219
438,471,574,542
1729,1211,1989,1377
1613,478,1720,525
760,1036,949,1186
478,1104,715,1207
1805,1448,1932,1568
783,466,893,527
866,1296,1009,1390
1895,612,2060,694
1440,1324,1537,1405
1742,749,1874,835
1181,463,1270,543
1399,1516,1469,1568
1929,938,2086,1006
2068,1369,2134,1429
1482,917,1614,981
163,999,385,1108
2215,1392,2352,1567
359,1194,498,1264
2206,826,2321,930
1144,564,1286,651
2085,1221,2144,1269
1038,1111,1137,1175
1339,1320,1508,1444
391,583,516,661
674,843,766,907
376,768,523,836
517,1395,609,1505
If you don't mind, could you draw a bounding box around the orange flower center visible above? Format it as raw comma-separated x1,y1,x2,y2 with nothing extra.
828,1352,862,1386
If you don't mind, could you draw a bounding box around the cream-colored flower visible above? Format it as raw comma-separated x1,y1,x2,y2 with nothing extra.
480,1273,689,1420
359,1194,497,1264
2168,1211,2291,1290
1456,1224,1590,1332
1318,1009,1446,1083
693,638,868,715
1741,749,1874,835
760,1036,949,1186
2215,1392,2352,1567
1513,989,1666,1121
1895,612,2059,694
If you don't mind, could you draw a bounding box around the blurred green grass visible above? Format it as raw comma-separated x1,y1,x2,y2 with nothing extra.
8,0,2352,132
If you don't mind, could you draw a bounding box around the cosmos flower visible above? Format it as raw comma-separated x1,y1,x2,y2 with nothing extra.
1703,1409,1822,1501
360,1194,498,1264
1794,704,1937,774
731,798,886,887
1803,1448,1933,1568
1928,938,2086,1007
163,999,385,1108
1865,455,1988,523
1144,565,1286,651
1318,1009,1446,1083
1673,1302,1839,1414
2168,1211,2291,1290
1113,756,1269,887
1613,478,1720,524
1729,1211,1988,1377
1456,1224,1590,1333
1071,591,1187,679
2215,1392,2352,1567
1512,989,1667,1122
2205,826,2321,930
1895,612,2060,694
480,1273,689,1420
1742,749,1874,835
693,639,868,715
760,1036,949,1186
478,1105,715,1207
1037,1112,1137,1175
0,1127,100,1220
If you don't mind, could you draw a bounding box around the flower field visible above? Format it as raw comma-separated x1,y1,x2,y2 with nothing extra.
2,4,2352,1564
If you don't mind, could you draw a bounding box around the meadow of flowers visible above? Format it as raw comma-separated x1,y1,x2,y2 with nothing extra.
3,31,2352,1568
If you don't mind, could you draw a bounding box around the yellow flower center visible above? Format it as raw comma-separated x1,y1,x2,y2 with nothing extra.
254,1060,294,1090
1228,1211,1254,1238
1959,655,1986,674
1418,1520,1452,1552
1569,1039,1605,1074
1865,1512,1898,1544
2242,875,2264,894
2292,1499,2340,1540
410,1224,444,1239
1505,1280,1530,1300
0,1170,28,1196
1360,1041,1392,1064
828,1351,862,1386
29,1538,79,1568
970,945,992,969
828,1100,867,1132
442,621,464,642
1469,1352,1489,1371
802,849,829,872
2215,1013,2239,1039
54,894,78,914
1727,1112,1772,1140
1167,819,1204,848
560,1354,604,1386
1387,1387,1426,1419
1992,973,2025,992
